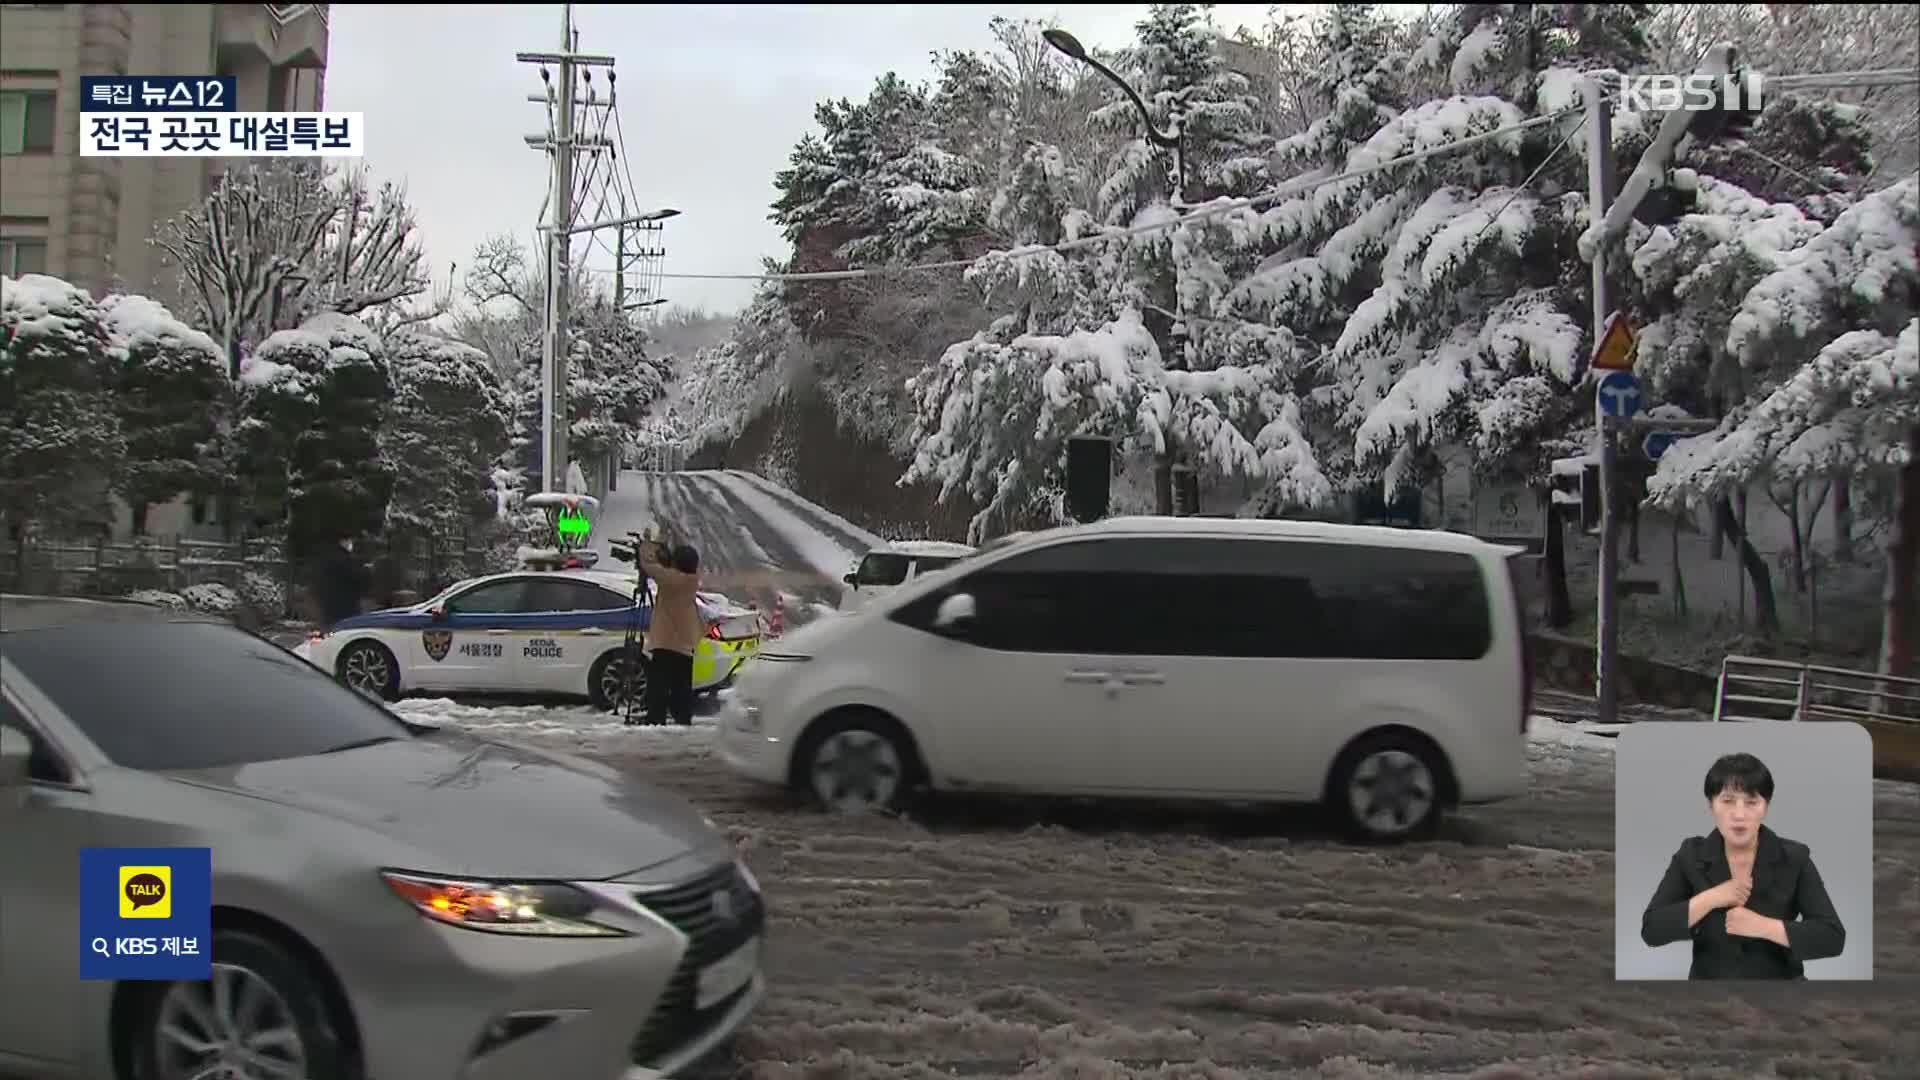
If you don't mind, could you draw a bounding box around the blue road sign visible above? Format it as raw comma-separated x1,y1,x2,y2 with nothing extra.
1643,430,1677,461
1595,371,1643,419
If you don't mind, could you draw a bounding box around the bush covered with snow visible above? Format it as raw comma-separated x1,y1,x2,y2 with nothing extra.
100,292,229,534
237,570,287,621
383,331,511,542
1,274,126,536
180,582,241,614
125,589,189,610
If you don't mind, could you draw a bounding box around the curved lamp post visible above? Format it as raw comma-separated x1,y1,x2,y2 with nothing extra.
1044,26,1193,514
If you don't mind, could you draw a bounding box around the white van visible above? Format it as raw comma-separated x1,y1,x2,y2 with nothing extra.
721,516,1531,842
839,540,976,611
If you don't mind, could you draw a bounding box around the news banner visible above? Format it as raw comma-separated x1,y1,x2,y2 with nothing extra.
79,75,363,158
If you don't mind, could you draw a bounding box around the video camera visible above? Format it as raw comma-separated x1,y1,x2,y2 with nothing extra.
607,529,670,566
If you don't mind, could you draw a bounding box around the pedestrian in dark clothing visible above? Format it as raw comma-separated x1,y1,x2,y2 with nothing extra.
636,540,701,726
310,534,370,629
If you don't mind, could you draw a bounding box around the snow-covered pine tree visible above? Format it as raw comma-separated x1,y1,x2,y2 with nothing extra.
382,331,512,571
1204,2,1411,514
99,293,228,536
1647,176,1919,675
0,274,126,544
567,295,671,469
1319,4,1655,500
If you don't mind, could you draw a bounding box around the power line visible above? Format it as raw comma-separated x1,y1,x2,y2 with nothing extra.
578,104,1583,284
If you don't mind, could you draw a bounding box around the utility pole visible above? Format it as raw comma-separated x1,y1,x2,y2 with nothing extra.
1582,75,1623,725
518,3,613,492
614,219,626,313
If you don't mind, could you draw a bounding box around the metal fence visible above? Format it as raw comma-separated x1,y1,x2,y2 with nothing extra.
1712,654,1920,725
1,532,507,616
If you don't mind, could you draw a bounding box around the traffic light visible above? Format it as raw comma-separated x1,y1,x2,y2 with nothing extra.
1550,456,1602,533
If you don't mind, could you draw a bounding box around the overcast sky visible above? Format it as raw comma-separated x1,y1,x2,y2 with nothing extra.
323,4,1279,316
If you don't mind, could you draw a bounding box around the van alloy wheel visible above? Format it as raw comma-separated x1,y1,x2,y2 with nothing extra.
1346,749,1436,837
810,729,903,813
151,962,308,1080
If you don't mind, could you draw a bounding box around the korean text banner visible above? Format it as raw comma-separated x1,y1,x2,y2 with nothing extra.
79,113,366,158
79,847,212,981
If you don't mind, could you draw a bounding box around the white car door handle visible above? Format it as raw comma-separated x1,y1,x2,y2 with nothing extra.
486,628,512,635
1121,672,1165,685
578,627,604,635
1064,670,1112,683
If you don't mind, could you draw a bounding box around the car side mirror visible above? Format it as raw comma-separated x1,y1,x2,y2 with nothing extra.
0,727,31,793
933,592,977,630
429,606,448,623
842,572,857,586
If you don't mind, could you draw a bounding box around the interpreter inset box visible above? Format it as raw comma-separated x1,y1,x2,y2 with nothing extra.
1614,721,1873,981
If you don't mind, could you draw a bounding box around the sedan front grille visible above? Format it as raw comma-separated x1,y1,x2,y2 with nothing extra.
629,862,765,1066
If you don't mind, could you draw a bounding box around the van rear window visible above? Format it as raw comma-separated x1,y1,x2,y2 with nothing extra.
854,553,912,587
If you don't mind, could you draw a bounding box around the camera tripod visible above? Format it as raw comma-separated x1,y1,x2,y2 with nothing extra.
606,530,656,726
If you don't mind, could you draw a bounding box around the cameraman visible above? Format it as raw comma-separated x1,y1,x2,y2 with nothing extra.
635,533,702,726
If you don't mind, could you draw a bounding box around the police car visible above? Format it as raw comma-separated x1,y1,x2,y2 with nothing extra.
293,557,763,709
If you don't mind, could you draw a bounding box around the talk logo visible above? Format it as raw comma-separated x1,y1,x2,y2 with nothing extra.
119,865,172,919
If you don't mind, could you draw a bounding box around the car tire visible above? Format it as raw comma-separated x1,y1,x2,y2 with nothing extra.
793,709,922,815
589,646,647,712
132,928,358,1080
1326,731,1447,844
335,639,399,701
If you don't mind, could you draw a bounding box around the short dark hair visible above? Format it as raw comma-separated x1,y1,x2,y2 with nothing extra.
1704,752,1774,801
672,544,700,574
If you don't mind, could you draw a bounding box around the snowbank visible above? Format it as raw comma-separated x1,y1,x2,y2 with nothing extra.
126,589,189,610
181,583,241,614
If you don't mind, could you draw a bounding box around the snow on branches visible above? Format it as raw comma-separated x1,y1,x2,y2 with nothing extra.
154,161,433,378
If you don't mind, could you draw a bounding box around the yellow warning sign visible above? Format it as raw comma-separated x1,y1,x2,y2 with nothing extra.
1591,313,1637,372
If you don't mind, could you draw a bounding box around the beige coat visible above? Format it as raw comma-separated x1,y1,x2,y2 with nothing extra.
640,546,702,656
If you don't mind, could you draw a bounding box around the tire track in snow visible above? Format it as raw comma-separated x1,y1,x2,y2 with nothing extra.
723,469,881,558
688,473,843,614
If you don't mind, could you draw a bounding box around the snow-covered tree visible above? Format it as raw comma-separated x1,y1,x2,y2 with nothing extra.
0,274,125,542
1647,3,1920,186
99,293,228,535
1647,176,1919,674
154,162,434,378
382,331,511,548
1300,4,1656,496
233,312,394,559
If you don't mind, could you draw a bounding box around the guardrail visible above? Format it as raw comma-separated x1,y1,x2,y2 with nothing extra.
1713,654,1920,725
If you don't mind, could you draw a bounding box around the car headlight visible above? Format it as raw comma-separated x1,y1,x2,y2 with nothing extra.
381,871,624,937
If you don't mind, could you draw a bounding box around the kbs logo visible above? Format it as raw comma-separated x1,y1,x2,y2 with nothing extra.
118,865,172,919
1618,71,1764,114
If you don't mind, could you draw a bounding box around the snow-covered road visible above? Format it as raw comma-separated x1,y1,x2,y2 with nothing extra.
393,695,1920,1078
594,469,867,623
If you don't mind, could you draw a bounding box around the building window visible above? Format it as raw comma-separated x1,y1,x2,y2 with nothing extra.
0,89,57,154
1,237,50,276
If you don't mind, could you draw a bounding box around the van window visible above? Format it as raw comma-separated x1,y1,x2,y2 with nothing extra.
895,536,1491,659
912,556,960,575
853,553,912,587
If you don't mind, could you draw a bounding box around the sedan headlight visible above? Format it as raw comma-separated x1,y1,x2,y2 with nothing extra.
381,871,624,937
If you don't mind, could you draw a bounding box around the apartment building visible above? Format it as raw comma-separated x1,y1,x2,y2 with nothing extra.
0,3,330,305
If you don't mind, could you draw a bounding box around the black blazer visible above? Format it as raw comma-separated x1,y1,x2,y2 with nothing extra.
1640,825,1846,979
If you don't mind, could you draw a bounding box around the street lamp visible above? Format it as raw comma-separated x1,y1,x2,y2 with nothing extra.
1044,26,1191,515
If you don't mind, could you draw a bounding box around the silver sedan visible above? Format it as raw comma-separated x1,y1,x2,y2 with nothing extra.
0,595,764,1080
